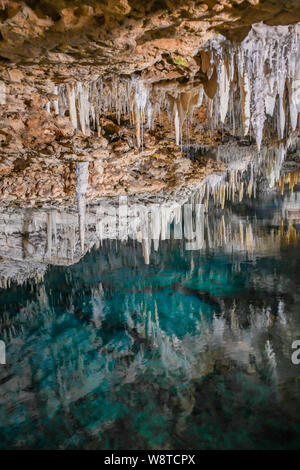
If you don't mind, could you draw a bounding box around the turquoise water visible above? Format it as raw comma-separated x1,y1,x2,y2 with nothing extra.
0,192,300,449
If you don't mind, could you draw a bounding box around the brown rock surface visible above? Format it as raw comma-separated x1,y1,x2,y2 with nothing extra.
0,85,224,203
0,1,299,76
0,0,298,205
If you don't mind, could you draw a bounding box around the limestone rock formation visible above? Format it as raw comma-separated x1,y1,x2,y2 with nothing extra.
1,0,300,207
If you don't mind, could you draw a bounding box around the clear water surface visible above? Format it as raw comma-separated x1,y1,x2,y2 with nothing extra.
0,186,300,450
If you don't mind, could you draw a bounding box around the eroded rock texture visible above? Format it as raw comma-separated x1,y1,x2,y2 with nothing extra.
0,72,223,203
0,0,300,205
1,0,300,73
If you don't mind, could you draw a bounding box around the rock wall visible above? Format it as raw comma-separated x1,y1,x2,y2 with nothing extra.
0,0,300,206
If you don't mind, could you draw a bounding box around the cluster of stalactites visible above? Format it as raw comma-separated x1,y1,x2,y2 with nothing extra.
191,140,293,211
204,22,300,150
279,170,300,194
44,23,300,151
46,76,206,149
167,88,204,146
71,141,295,264
190,211,289,255
47,77,165,148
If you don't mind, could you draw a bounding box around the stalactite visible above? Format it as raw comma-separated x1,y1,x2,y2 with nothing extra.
206,22,300,149
38,18,300,215
54,77,202,151
0,79,6,105
218,60,230,124
51,19,300,153
133,79,150,149
66,83,78,130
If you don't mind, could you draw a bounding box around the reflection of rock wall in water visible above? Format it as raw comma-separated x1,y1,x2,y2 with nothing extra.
2,172,300,288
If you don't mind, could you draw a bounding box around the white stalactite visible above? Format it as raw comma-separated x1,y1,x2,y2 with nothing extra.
206,22,300,148
219,61,230,123
47,22,300,152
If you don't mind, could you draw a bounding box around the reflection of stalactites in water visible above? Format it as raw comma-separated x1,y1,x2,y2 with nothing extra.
280,221,300,246
265,339,277,383
46,211,57,260
279,170,300,194
197,140,299,209
75,162,89,254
